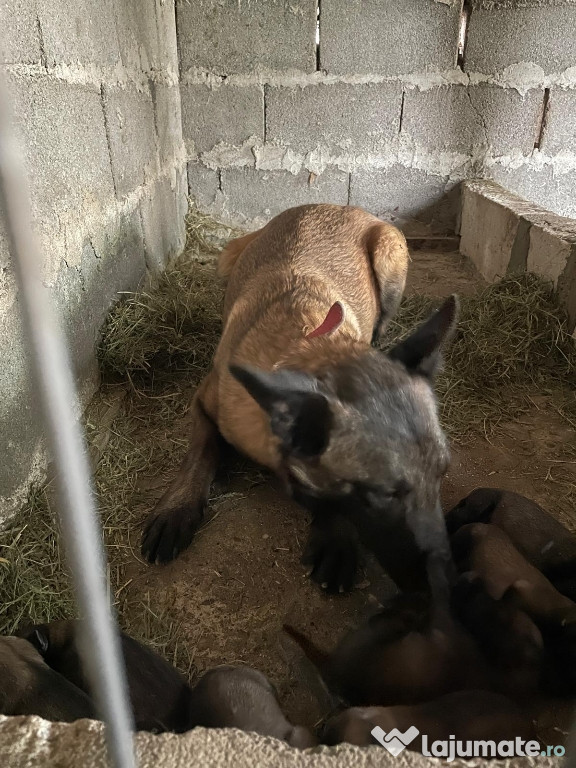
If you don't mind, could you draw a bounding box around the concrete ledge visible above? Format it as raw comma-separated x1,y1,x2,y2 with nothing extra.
0,715,561,768
460,180,576,333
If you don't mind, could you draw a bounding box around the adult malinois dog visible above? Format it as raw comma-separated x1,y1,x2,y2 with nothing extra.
141,204,457,593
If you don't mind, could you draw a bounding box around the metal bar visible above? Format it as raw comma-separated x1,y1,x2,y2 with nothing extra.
0,72,135,768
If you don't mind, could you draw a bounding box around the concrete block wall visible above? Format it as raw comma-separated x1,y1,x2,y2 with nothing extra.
0,0,187,521
178,0,576,233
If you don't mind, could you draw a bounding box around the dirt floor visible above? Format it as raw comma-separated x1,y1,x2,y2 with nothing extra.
87,247,576,744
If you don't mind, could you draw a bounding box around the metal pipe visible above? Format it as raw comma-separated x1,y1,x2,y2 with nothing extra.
0,71,135,768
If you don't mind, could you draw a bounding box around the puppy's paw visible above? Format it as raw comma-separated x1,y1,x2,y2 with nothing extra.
141,503,203,565
302,528,360,594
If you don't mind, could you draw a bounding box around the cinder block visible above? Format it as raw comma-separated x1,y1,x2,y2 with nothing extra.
460,180,530,282
489,164,576,221
38,0,120,68
188,162,221,210
140,170,188,272
102,83,159,198
180,84,264,154
321,0,460,75
350,166,457,234
541,90,576,156
155,0,179,74
402,85,542,154
114,0,160,73
220,167,349,223
7,74,116,280
54,207,148,383
152,84,184,168
465,5,576,76
557,248,576,335
0,300,42,521
266,82,402,153
177,0,316,74
0,0,41,64
460,180,576,331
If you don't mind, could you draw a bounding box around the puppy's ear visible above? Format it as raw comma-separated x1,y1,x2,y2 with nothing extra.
388,295,458,379
230,365,332,458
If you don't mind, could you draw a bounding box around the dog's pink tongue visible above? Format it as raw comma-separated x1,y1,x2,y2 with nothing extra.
306,302,344,339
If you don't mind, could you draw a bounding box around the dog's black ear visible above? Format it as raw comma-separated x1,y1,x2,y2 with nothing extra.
387,295,458,379
230,365,332,457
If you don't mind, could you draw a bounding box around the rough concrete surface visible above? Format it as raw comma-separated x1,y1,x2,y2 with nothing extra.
39,0,120,68
402,85,542,154
349,165,456,233
540,89,576,155
321,0,461,75
180,83,264,154
465,4,576,76
0,0,41,64
177,0,317,75
218,167,349,225
460,179,576,330
102,84,159,199
0,0,187,522
489,164,576,221
0,715,563,768
266,82,403,154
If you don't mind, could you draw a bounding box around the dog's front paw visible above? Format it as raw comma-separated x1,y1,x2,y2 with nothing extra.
141,503,204,565
302,523,360,594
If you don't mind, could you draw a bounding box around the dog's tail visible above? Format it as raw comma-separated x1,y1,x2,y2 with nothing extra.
282,624,330,672
217,228,264,279
282,624,340,713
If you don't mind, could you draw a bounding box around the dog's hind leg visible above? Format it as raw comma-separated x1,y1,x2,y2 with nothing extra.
365,222,409,342
141,373,221,564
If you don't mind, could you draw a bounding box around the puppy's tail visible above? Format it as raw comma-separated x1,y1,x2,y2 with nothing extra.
282,624,331,673
282,624,339,714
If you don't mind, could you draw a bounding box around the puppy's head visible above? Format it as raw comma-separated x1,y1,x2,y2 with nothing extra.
231,296,458,563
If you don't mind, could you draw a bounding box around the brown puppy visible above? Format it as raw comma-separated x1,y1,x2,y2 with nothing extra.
450,523,576,624
446,488,576,600
450,572,543,696
322,690,534,748
0,636,96,722
20,620,315,744
451,523,576,696
187,666,316,747
141,203,458,595
284,593,487,707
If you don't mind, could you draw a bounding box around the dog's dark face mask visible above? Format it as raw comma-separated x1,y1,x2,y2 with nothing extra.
231,296,458,586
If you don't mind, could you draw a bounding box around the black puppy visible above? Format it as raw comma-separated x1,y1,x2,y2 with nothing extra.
18,619,316,745
0,636,95,722
22,619,193,732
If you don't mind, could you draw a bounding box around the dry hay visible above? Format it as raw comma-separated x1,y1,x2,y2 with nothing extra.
1,204,574,675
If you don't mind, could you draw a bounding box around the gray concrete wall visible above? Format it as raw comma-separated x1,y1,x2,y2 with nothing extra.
179,0,576,233
0,0,187,522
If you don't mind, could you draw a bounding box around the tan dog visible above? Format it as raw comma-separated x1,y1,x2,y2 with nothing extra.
142,204,458,594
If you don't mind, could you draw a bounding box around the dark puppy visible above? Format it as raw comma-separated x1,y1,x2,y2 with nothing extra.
22,619,194,732
0,636,95,722
322,690,534,748
20,620,315,744
446,488,576,599
188,665,316,747
284,593,487,707
450,573,543,696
